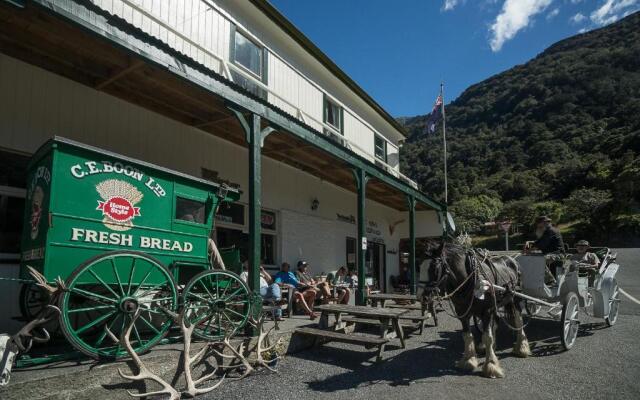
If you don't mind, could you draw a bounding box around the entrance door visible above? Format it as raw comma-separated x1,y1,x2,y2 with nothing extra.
366,242,386,292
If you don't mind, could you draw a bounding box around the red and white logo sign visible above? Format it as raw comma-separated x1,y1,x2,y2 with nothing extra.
97,196,141,222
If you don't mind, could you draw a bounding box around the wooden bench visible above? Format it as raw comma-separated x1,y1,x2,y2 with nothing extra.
343,314,430,335
295,327,389,361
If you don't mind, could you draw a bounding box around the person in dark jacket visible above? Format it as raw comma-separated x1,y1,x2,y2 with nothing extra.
531,216,565,254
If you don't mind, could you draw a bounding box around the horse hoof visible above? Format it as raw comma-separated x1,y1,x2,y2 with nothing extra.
455,356,478,371
482,362,505,379
513,340,531,358
513,343,531,358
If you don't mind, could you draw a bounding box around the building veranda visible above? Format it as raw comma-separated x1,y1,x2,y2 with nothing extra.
0,0,445,335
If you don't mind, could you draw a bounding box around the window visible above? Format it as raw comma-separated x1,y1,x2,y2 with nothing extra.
0,149,29,258
233,30,262,78
175,197,206,224
374,135,387,163
324,97,342,133
230,27,267,99
216,202,245,226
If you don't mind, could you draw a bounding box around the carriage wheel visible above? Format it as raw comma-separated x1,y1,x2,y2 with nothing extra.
561,292,580,350
605,281,620,327
59,251,178,360
182,270,251,341
19,283,50,321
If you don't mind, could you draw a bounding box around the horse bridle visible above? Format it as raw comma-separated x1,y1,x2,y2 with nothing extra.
419,253,451,294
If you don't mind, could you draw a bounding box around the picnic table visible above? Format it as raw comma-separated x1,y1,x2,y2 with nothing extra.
367,293,417,307
295,304,409,362
366,293,434,332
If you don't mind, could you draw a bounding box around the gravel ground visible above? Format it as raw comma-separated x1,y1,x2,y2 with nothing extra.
206,248,640,400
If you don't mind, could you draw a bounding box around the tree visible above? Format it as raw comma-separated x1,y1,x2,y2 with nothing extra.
450,195,503,233
565,188,612,224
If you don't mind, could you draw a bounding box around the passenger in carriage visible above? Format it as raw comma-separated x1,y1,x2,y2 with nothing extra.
571,240,600,286
571,240,600,266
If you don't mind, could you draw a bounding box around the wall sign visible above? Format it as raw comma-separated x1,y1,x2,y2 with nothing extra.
361,237,367,250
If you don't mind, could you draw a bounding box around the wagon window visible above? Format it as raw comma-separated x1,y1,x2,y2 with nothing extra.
175,197,206,224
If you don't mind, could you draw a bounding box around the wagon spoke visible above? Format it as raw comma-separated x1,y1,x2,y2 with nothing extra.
137,313,161,335
126,258,137,296
109,258,125,297
75,310,117,335
136,282,169,299
198,280,216,300
186,291,209,303
68,304,115,314
220,277,232,299
132,268,154,297
224,307,245,320
131,315,143,346
70,287,118,304
87,269,121,300
220,287,243,303
138,296,174,303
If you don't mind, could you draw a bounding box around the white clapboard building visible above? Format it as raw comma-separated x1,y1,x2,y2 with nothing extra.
0,0,446,331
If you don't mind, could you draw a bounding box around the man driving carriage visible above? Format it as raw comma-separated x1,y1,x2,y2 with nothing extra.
524,216,565,284
530,215,565,254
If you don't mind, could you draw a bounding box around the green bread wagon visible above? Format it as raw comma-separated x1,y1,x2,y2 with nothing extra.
20,137,252,359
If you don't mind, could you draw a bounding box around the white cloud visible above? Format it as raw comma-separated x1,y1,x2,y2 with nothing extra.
570,12,586,23
489,0,553,52
590,0,639,26
443,0,461,11
547,8,560,19
570,0,584,4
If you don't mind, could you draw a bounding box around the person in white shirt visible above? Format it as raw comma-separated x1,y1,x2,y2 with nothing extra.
240,261,283,320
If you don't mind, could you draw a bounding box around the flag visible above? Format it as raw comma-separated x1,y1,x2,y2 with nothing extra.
425,94,443,134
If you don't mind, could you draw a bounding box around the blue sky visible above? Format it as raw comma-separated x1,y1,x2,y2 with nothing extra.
269,0,639,117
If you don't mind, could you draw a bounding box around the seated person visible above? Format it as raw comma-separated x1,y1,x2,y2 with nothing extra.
346,269,358,288
240,261,283,321
390,265,411,291
295,261,331,304
525,215,565,255
274,262,317,320
571,240,600,286
325,266,350,304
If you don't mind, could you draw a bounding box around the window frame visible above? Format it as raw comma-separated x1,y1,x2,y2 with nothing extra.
230,25,268,83
374,135,387,163
173,193,208,227
323,95,343,135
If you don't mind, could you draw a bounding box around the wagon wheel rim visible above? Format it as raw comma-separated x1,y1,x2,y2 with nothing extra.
607,284,620,326
562,294,579,349
59,252,177,359
182,270,250,341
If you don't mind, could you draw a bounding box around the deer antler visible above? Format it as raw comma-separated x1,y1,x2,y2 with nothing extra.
106,310,180,400
210,335,255,379
165,309,226,397
26,266,60,295
246,315,280,372
11,305,60,353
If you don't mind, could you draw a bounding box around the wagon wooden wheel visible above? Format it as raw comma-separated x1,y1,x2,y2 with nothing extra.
182,270,252,341
58,251,178,360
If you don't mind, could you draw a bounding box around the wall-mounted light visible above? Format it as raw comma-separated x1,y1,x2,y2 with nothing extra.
311,198,319,211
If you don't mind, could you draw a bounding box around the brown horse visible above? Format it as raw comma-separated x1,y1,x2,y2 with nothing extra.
417,241,530,378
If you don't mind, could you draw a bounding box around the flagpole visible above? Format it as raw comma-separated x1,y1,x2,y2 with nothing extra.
441,82,448,205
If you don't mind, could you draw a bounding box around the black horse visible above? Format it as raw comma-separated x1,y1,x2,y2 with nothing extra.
418,241,530,378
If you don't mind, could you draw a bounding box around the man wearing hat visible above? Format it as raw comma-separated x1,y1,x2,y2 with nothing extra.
530,215,565,254
571,240,600,266
571,240,600,286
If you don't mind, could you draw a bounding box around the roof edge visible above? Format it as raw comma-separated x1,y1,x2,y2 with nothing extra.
248,0,407,138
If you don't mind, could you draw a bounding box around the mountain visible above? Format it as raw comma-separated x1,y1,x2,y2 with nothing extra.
400,12,640,242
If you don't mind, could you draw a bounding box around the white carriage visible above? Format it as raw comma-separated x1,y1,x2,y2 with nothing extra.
513,248,620,350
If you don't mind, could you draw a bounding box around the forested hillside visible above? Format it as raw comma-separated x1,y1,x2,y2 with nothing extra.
400,12,640,244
